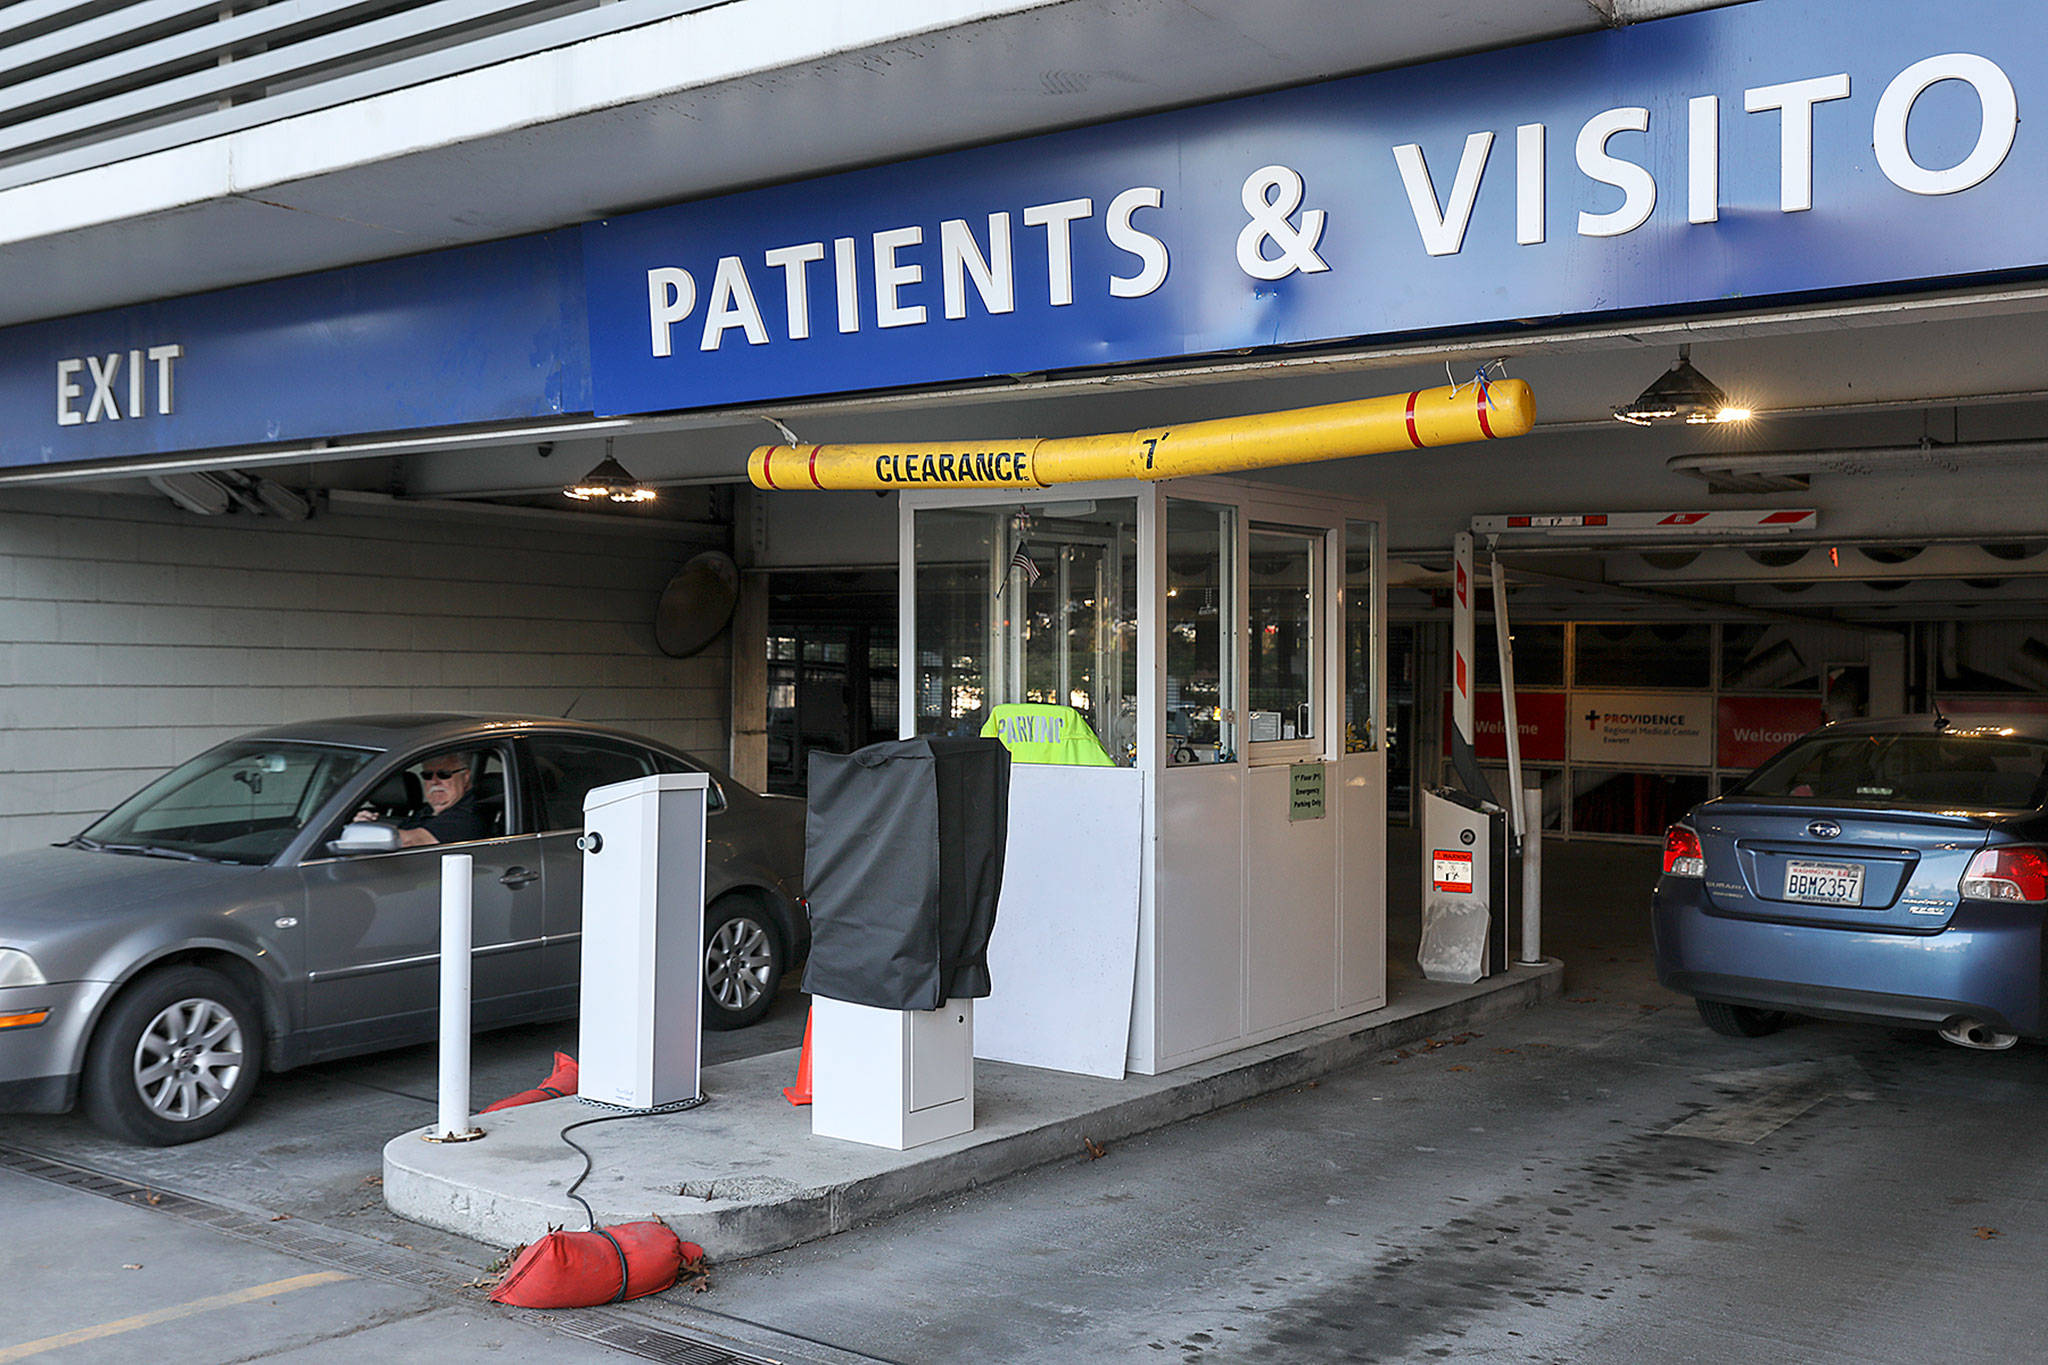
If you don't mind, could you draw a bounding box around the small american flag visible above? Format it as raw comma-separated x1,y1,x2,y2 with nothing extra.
1010,543,1042,585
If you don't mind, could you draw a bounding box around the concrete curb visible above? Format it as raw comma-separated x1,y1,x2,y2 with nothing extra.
385,960,1561,1259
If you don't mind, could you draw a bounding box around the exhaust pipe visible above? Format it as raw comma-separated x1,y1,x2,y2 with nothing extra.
1939,1016,2018,1051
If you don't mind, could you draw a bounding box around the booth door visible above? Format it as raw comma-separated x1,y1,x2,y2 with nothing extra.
1158,506,1387,1065
1241,523,1342,1036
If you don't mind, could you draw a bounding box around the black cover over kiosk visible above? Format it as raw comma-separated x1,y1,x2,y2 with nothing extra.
803,736,1011,1011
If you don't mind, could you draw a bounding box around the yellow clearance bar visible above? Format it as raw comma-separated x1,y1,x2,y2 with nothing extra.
749,379,1534,491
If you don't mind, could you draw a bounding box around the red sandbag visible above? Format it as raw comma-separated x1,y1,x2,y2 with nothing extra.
481,1052,579,1113
490,1220,689,1307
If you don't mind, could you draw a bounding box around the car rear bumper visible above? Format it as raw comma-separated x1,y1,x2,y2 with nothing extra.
0,980,111,1113
1653,881,2046,1036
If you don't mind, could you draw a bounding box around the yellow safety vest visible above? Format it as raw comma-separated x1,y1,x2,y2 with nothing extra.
980,704,1115,766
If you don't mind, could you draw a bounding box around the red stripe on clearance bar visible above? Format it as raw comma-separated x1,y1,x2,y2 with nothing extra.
761,448,781,489
1475,387,1495,439
1405,392,1424,448
808,445,823,489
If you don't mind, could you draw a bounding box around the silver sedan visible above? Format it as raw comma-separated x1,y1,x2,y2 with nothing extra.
0,714,807,1145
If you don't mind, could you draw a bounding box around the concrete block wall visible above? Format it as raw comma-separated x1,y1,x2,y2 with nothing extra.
0,486,730,854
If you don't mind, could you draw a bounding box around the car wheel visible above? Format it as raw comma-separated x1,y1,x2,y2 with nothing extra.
81,966,264,1146
703,897,783,1031
1696,998,1788,1038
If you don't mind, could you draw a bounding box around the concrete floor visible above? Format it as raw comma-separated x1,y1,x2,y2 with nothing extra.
10,832,2048,1364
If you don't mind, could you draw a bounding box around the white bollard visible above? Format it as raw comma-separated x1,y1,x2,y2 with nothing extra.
1518,784,1543,965
430,852,483,1142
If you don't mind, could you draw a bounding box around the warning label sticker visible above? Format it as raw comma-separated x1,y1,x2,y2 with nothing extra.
1432,849,1474,893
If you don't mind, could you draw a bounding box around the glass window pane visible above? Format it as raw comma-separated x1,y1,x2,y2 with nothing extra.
1247,527,1317,743
86,741,375,863
913,510,996,738
1166,500,1237,765
1344,520,1376,753
526,739,655,832
1480,623,1564,688
1573,622,1710,689
915,500,1138,765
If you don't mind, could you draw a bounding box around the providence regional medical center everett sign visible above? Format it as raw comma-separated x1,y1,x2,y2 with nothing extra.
4,0,2047,470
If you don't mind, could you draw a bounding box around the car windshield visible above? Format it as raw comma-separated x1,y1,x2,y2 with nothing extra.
1732,730,2048,811
81,741,378,864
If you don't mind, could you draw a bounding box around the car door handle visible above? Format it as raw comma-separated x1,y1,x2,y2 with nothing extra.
499,867,540,889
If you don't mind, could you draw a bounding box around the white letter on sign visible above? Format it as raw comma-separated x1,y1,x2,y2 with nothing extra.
764,242,825,340
1875,53,2018,196
873,226,926,328
56,359,83,426
1576,107,1656,238
1745,73,1851,212
700,256,770,350
941,214,1015,320
147,344,182,415
1107,187,1169,297
1394,132,1495,257
647,268,696,358
86,353,122,422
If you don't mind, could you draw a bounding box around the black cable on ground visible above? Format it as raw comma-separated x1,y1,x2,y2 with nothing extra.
557,1094,708,1231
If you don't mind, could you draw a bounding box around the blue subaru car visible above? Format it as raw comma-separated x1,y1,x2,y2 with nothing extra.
1655,716,2048,1050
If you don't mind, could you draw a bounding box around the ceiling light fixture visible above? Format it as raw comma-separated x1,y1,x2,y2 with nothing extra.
1614,345,1752,426
564,440,657,503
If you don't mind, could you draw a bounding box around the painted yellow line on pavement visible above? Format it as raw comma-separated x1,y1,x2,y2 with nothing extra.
0,1270,351,1362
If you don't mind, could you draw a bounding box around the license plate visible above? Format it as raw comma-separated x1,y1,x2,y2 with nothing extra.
1784,859,1865,906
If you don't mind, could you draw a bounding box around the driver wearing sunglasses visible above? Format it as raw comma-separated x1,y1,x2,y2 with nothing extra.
351,752,487,848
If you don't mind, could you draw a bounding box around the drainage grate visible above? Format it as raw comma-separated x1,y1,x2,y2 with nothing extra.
548,1312,780,1364
0,1143,832,1365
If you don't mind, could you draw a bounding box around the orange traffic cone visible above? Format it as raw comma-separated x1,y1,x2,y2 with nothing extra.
782,1006,813,1106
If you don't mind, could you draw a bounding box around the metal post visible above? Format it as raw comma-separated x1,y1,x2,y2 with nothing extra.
429,852,482,1142
1519,784,1544,965
1489,552,1525,840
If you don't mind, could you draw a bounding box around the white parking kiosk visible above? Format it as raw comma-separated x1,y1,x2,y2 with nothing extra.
576,771,709,1111
900,476,1388,1078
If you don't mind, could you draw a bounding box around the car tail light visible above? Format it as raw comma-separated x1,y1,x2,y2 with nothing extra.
1663,825,1705,878
1960,846,2048,902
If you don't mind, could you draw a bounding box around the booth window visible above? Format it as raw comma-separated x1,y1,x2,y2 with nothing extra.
1344,520,1377,753
1247,526,1320,753
914,500,1138,765
1165,499,1237,766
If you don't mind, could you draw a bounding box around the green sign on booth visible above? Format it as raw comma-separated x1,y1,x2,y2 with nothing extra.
1289,764,1326,821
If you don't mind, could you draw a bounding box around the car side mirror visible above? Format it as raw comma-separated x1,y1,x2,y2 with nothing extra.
328,822,401,856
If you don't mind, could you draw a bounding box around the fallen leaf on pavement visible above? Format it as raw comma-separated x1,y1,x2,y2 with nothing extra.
1083,1136,1107,1159
1974,1227,2000,1240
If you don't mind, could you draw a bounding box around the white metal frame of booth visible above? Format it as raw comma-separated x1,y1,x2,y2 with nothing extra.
898,476,1386,1076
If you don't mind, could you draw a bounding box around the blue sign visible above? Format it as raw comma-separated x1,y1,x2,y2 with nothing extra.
0,232,589,470
3,0,2043,470
583,0,2045,415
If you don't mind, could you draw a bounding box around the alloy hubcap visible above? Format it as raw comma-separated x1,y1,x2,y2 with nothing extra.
132,997,244,1122
705,918,774,1011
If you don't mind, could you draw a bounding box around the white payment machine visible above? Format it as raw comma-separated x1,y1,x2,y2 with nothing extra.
577,772,708,1111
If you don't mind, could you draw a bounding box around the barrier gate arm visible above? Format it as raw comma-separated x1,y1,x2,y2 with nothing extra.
748,379,1535,491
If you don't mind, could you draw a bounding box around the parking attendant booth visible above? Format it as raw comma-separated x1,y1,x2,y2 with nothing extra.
900,476,1386,1076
